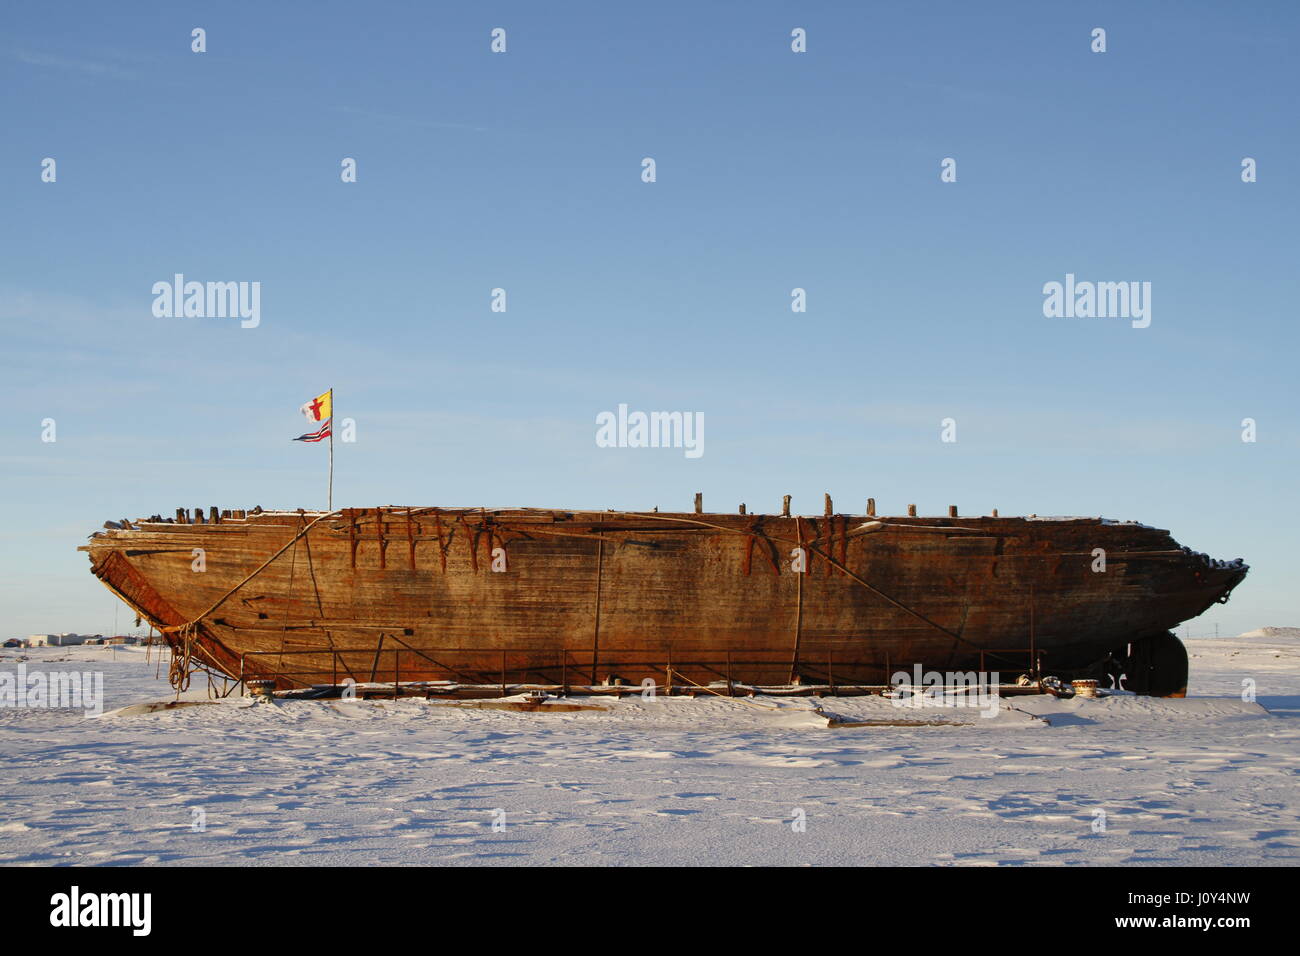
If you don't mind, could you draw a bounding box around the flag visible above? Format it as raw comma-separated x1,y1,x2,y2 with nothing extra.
293,388,336,510
294,419,331,443
299,390,332,423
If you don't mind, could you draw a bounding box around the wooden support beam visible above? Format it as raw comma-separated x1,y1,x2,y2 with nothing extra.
824,493,833,516
459,515,478,572
694,492,703,514
867,497,876,517
433,509,447,572
348,509,357,569
782,495,791,517
908,504,917,517
949,505,959,517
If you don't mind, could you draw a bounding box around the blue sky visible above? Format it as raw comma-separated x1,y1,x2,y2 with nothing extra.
1,1,1296,638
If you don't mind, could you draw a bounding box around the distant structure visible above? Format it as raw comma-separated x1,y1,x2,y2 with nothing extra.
25,633,97,647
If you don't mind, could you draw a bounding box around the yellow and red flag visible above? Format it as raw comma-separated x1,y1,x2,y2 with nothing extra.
299,390,332,423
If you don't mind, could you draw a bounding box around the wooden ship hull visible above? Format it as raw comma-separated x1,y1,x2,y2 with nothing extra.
81,504,1248,697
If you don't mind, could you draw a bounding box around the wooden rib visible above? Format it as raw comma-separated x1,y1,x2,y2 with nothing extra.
434,509,447,572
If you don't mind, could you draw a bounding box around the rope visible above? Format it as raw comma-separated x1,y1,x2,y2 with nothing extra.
168,622,197,693
663,669,783,711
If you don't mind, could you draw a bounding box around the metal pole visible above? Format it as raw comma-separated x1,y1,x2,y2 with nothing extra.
327,387,334,511
1030,585,1037,678
590,539,603,685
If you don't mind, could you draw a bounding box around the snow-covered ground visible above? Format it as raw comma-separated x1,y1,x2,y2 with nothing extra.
1,633,1297,866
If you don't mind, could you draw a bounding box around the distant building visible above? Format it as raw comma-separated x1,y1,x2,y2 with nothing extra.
27,633,88,647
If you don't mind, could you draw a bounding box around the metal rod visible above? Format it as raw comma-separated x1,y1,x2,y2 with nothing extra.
327,387,334,511
790,516,804,683
1029,585,1037,678
369,633,384,683
590,538,603,684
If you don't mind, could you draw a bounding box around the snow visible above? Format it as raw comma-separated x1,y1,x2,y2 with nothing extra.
1,634,1297,866
1238,626,1300,641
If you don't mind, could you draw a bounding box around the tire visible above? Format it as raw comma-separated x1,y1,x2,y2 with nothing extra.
1125,631,1189,698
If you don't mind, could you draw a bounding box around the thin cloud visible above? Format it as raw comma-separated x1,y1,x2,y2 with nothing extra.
13,48,135,78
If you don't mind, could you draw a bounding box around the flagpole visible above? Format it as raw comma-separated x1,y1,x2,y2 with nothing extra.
327,387,334,511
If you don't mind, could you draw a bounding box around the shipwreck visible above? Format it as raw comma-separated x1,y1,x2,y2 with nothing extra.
81,498,1247,699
